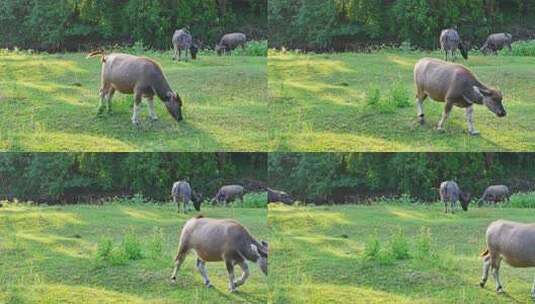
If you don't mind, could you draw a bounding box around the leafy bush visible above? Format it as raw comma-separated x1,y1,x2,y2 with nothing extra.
235,192,267,208
504,192,535,208
510,40,535,57
121,229,143,260
389,229,410,260
363,232,381,260
415,227,433,260
388,81,411,108
148,227,164,259
239,40,268,56
365,80,410,113
95,237,113,262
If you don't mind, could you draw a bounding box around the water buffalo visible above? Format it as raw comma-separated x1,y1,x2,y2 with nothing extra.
172,29,198,61
439,181,471,213
481,33,513,55
414,58,506,135
267,188,294,204
215,33,247,56
87,49,183,125
171,181,202,213
440,28,468,61
480,220,535,299
212,185,245,206
170,216,268,292
479,185,510,205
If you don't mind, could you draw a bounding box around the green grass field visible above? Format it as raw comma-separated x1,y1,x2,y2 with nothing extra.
269,203,535,303
0,52,268,151
269,51,535,151
0,204,268,303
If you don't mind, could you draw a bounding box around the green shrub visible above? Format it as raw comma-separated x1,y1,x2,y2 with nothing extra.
365,80,409,113
504,192,535,208
95,237,113,261
363,232,381,260
148,227,164,259
235,192,267,208
366,85,381,106
505,40,535,57
415,227,432,260
389,81,411,108
121,229,143,260
389,229,410,260
232,40,268,56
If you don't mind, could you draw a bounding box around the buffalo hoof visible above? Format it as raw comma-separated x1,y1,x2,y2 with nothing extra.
469,130,481,136
479,281,486,288
436,127,446,133
497,286,504,294
170,276,177,284
205,282,213,288
418,118,425,126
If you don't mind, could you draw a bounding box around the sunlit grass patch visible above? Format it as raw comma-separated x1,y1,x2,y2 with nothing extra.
0,204,268,303
269,203,535,303
0,52,268,152
269,51,535,152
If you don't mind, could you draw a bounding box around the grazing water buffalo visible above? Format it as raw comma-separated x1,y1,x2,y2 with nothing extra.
171,181,202,213
414,58,506,135
172,29,198,61
215,33,247,56
87,50,183,125
481,33,513,55
212,185,245,206
439,181,471,213
440,28,468,61
267,188,294,204
479,185,510,205
480,220,535,298
170,216,268,292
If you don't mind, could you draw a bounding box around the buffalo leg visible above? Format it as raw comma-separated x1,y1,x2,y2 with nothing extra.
173,45,178,61
480,254,491,287
147,96,158,121
106,88,115,114
437,102,453,132
492,256,504,293
234,261,250,287
196,258,212,287
170,245,189,282
132,92,142,125
416,93,427,125
97,85,110,115
465,105,479,135
225,260,237,292
444,200,448,213
173,196,179,213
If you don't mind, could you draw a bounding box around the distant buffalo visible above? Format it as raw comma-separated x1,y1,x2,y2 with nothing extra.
439,181,471,213
172,29,199,61
440,28,468,61
267,188,294,204
414,58,506,135
479,185,510,205
216,33,247,56
481,33,513,55
212,185,245,206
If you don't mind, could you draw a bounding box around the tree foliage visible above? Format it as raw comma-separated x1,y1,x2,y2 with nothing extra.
0,153,267,203
0,0,267,51
269,153,535,203
269,0,535,50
